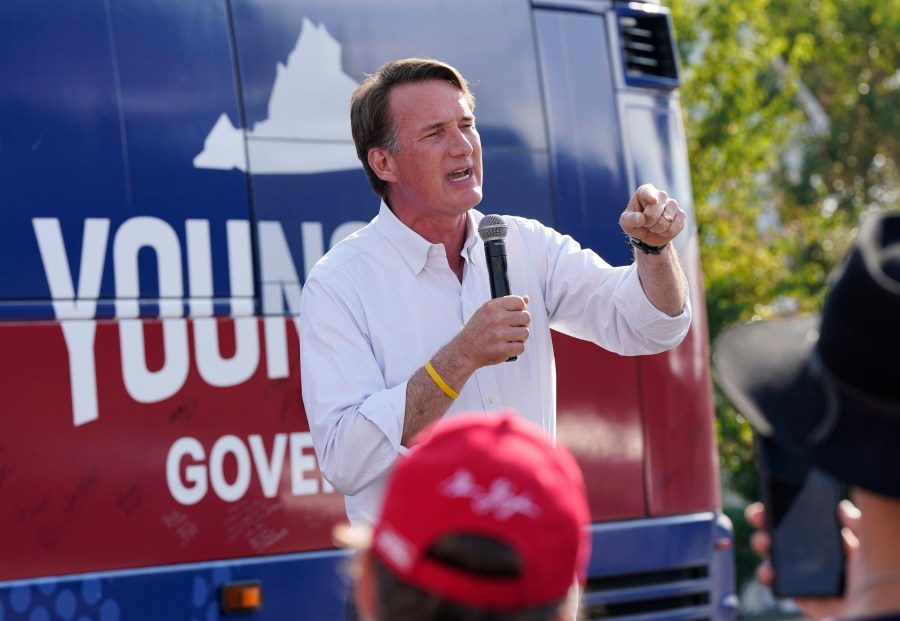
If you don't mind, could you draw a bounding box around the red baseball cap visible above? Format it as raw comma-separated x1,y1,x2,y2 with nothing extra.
371,411,591,611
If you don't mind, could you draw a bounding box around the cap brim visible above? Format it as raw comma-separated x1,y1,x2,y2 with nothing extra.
713,316,900,497
713,316,824,444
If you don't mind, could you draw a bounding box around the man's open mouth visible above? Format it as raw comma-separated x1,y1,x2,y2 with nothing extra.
448,168,471,182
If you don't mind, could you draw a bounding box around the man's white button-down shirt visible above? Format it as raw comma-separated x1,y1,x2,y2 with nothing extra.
299,202,691,525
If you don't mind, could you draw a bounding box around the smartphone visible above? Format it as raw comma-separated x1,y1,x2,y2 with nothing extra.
755,434,845,598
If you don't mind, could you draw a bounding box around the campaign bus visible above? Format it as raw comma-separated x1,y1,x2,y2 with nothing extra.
0,0,736,619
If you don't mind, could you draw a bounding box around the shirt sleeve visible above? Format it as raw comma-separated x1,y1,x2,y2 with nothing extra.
516,218,692,355
299,276,408,496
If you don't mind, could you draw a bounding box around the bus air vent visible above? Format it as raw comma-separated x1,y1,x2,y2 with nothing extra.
582,564,711,620
617,6,681,89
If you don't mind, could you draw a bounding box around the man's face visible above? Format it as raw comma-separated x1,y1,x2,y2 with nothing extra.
381,80,483,220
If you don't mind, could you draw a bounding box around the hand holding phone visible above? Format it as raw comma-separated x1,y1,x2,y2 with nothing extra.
755,435,845,598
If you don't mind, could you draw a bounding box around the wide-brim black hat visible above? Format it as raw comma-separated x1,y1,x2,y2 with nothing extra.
712,212,900,498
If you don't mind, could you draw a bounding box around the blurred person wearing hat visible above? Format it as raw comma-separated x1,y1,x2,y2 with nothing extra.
713,212,900,621
338,411,590,621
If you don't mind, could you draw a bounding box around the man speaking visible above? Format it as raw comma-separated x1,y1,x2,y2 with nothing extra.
299,58,691,526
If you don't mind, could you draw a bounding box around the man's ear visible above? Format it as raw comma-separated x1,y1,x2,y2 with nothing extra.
368,147,397,183
354,550,378,621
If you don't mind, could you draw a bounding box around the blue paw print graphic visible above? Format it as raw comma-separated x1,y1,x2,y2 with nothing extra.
0,578,120,621
190,566,233,621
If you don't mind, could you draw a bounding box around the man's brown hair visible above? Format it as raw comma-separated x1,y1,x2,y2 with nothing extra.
350,58,475,198
369,533,569,621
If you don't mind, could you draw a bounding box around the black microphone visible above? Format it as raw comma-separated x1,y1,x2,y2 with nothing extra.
478,214,516,361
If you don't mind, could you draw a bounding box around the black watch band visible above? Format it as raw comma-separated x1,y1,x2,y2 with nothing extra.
629,237,668,255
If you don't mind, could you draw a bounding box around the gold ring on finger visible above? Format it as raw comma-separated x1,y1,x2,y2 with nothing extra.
663,212,674,223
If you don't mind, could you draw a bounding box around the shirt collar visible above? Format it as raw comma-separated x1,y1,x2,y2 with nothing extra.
463,212,480,255
375,201,481,275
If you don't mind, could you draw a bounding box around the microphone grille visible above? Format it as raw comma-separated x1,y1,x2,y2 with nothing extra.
478,214,508,241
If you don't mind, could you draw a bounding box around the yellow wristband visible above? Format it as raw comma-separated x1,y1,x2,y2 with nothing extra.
424,361,459,399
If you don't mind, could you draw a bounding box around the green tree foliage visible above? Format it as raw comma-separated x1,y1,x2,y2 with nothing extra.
670,0,900,589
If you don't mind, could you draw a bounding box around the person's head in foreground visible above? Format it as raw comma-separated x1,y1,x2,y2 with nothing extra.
346,411,590,621
714,212,900,616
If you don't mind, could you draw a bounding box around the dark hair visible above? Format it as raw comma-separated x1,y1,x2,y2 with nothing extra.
371,533,568,621
350,58,476,198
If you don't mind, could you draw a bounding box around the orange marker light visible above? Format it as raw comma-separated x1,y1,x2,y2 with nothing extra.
221,581,263,615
